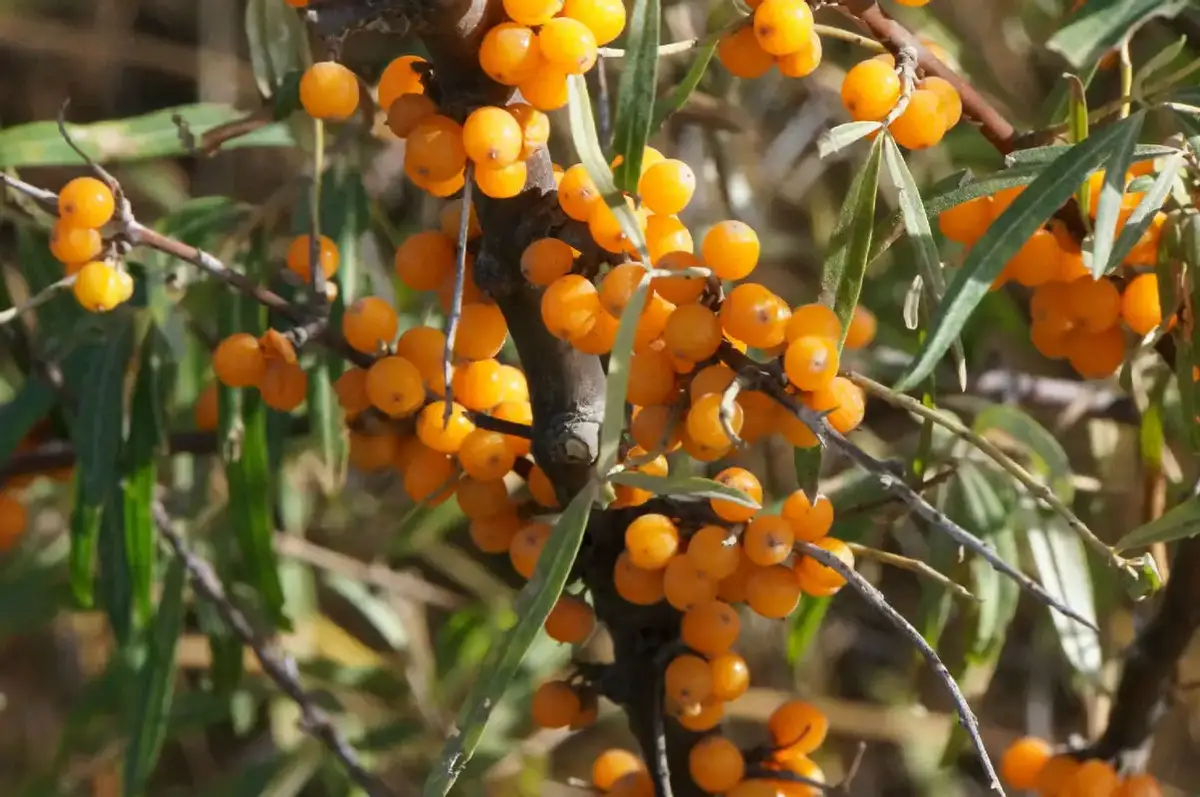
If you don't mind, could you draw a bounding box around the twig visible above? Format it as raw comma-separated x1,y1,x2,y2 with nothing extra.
847,372,1131,575
308,117,329,303
845,542,978,601
838,466,957,517
880,45,919,127
442,167,474,425
650,647,676,797
151,502,398,797
0,275,76,326
795,540,1006,795
598,38,700,58
813,23,887,53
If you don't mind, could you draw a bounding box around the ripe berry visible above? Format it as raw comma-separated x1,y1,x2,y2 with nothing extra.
456,476,512,521
504,0,563,26
539,17,598,74
744,515,795,567
468,512,522,553
844,306,876,350
702,220,760,280
50,221,103,266
521,238,576,285
710,652,750,701
777,30,822,77
938,195,993,244
509,521,552,578
889,88,946,150
558,165,601,221
300,61,360,121
681,599,741,656
666,653,714,708
342,296,398,354
784,335,838,391
394,230,456,291
563,0,626,45
614,550,666,605
645,213,694,264
531,681,581,728
1115,774,1163,797
768,699,829,754
1000,736,1052,790
1007,228,1061,287
777,410,819,449
366,356,425,417
1121,273,1168,336
506,103,551,158
593,750,646,791
417,401,475,453
526,464,561,508
625,514,680,570
490,400,533,457
474,161,528,199
599,263,647,317
652,250,706,305
687,526,742,580
663,304,722,363
805,376,865,434
194,384,219,431
455,303,510,360
745,563,801,618
664,554,720,610
841,59,901,122
1064,325,1125,379
687,392,743,450
689,363,735,401
718,25,774,79
519,66,571,111
721,283,789,349
544,595,595,644
676,699,726,732
377,55,426,111
286,234,339,283
462,106,523,168
542,274,601,341
386,93,435,138
1065,277,1121,333
1069,760,1119,797
918,76,963,129
403,444,457,505
458,429,517,481
688,736,745,794
711,467,762,523
405,115,467,184
350,433,398,472
639,159,696,216
794,537,854,592
572,309,620,354
334,369,371,417
753,0,815,56
72,261,125,312
260,361,308,412
588,196,640,254
480,23,543,85
58,176,115,229
627,350,677,406
213,333,267,388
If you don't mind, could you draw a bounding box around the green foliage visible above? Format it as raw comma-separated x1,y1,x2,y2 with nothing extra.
1048,0,1191,69
610,0,660,191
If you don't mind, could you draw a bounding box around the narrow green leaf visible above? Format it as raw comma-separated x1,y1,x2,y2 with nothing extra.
792,448,822,499
1131,35,1189,98
69,492,102,608
973,404,1074,502
607,472,761,507
786,596,830,664
896,117,1138,391
1025,513,1101,677
0,378,56,470
98,487,133,648
651,39,717,133
820,135,884,340
1090,112,1145,276
75,319,135,507
196,594,243,695
610,0,659,191
1003,142,1179,166
1104,151,1185,271
1116,494,1200,549
954,465,1019,658
1175,108,1200,154
245,0,312,99
124,555,187,796
817,121,881,159
1047,0,1190,69
423,482,599,797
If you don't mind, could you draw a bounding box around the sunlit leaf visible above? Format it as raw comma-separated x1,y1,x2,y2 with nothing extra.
1116,493,1200,549
607,472,760,507
245,0,312,99
973,404,1074,502
821,135,883,343
610,0,660,191
1090,112,1144,276
1026,513,1101,677
1048,0,1190,69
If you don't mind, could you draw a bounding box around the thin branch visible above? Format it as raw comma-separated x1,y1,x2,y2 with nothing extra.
151,502,398,797
838,466,957,517
813,23,887,53
848,372,1131,574
846,542,978,601
466,411,534,439
650,647,676,797
308,117,329,303
443,166,474,424
795,540,1005,795
0,275,76,326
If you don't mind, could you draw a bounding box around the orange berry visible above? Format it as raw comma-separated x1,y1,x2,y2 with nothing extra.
0,492,28,550
718,26,774,79
681,599,741,656
349,432,398,472
784,335,839,392
794,537,854,592
544,595,595,644
450,359,505,411
563,0,626,45
664,553,719,610
785,303,842,344
456,477,512,524
405,115,467,183
58,176,115,229
417,401,475,453
805,376,865,434
711,467,761,523
475,160,529,199
1032,321,1071,360
526,464,561,508
300,61,360,121
1068,760,1119,797
72,261,126,312
286,234,339,283
453,303,508,361
260,360,308,412
1000,736,1052,790
710,652,750,701
716,553,757,603
753,0,815,56
639,159,696,216
462,106,522,168
1064,326,1125,379
1125,211,1166,266
468,512,523,553
990,185,1024,221
769,752,826,795
558,163,601,221
777,410,819,449
652,250,706,305
663,304,722,363
395,325,445,387
645,213,694,264
676,698,725,732
1115,774,1163,797
491,400,533,457
721,283,789,349
509,521,552,578
625,514,680,570
531,681,581,728
504,0,563,26
666,653,714,707
690,363,735,401
688,525,742,580
630,404,682,453
572,308,620,354
403,443,457,505
1121,272,1168,336
746,563,801,618
334,369,370,417
588,195,639,254
342,296,399,354
1034,755,1081,796
458,429,517,481
600,262,648,317
768,699,828,754
744,515,795,567
614,550,666,605
480,23,543,86
366,356,425,417
519,66,571,111
542,274,601,341
386,93,437,138
194,384,219,431
844,306,876,350
888,89,946,150
256,329,295,365
841,58,901,122
627,350,677,406
702,220,760,280
1064,277,1121,333
213,333,266,388
593,750,646,791
918,76,962,129
1006,228,1062,287
377,55,426,110
506,103,550,158
781,491,833,542
736,390,780,444
521,238,577,285
687,392,743,450
938,195,993,245
777,29,822,78
539,17,598,74
689,736,745,794
50,221,103,265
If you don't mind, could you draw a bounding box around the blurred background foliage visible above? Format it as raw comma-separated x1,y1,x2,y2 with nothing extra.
0,0,1198,795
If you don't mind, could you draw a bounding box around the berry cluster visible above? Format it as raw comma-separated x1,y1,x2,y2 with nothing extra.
938,161,1168,379
49,177,134,312
841,55,963,149
717,0,822,80
212,327,309,412
1000,736,1164,796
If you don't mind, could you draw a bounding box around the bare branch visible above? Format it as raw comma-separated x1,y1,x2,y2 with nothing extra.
443,167,475,423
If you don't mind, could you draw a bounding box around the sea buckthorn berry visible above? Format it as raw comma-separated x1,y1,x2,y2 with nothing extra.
1034,755,1081,796
664,554,719,610
1065,277,1121,333
1121,273,1168,336
504,0,563,26
784,335,839,392
260,361,308,412
475,160,528,199
938,195,993,244
689,736,746,794
519,66,571,110
676,699,725,732
806,376,865,434
334,368,371,417
630,404,682,453
521,238,575,286
539,17,598,74
844,306,876,350
545,595,595,644
753,0,815,56
1007,228,1061,287
639,159,696,216
403,444,457,504
736,390,780,443
1115,774,1163,797
194,384,219,431
652,250,706,305
600,262,648,317
1069,760,1119,797
50,221,103,265
440,198,481,242
573,309,620,354
614,550,665,605
1032,321,1070,360
366,356,424,417
506,103,550,158
769,699,829,754
458,429,517,481
687,525,742,580
663,304,722,363
411,168,466,199
1065,325,1125,379
614,145,665,174
542,274,601,341
918,76,962,129
1125,211,1166,266
627,350,677,406
771,751,826,793
634,293,674,352
777,410,819,449
795,537,854,592
531,681,581,728
721,284,790,349
491,400,533,457
593,750,646,792
468,511,522,553
588,196,639,253
786,303,842,344
680,427,732,463
841,58,901,122
718,26,774,79
259,328,297,365
72,261,125,312
746,563,802,618
58,176,115,229
417,401,475,453
717,554,756,603
386,93,438,138
687,392,744,450
527,464,561,508
888,88,946,150
702,220,760,280
342,296,399,354
350,433,398,472
456,476,511,521
480,23,543,85
777,29,822,77
666,654,714,708
300,61,360,121
563,0,626,45
462,106,523,168
558,163,601,221
395,231,455,292
455,303,509,360
645,213,694,263
624,513,680,570
395,325,445,386
496,365,528,403
712,467,762,523
449,359,503,412
710,652,750,701
690,363,736,401
1000,736,1052,790
406,115,467,183
0,493,28,550
744,515,795,567
286,234,339,283
989,185,1025,221
213,333,266,388
509,521,552,578
681,599,741,656
377,55,426,110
